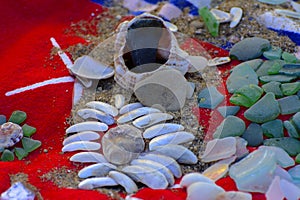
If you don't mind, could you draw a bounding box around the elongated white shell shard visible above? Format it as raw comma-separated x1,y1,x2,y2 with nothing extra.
131,159,175,186
63,131,100,146
187,182,225,200
207,57,231,66
78,163,117,178
86,101,118,117
66,122,108,134
114,94,125,109
119,103,143,115
78,177,118,190
139,153,182,178
121,165,168,189
117,107,162,124
62,141,101,152
152,144,198,164
230,7,243,28
149,131,195,150
77,108,115,125
143,123,184,139
108,171,138,194
70,152,108,163
133,113,173,128
180,173,214,188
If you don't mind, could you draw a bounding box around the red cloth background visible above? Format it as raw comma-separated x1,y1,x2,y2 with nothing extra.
0,1,265,199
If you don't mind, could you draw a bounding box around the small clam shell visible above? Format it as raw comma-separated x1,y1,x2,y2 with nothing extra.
108,171,138,193
117,107,161,124
66,122,108,134
132,113,173,128
86,101,118,117
187,182,225,200
62,141,101,152
78,163,117,178
143,123,184,139
114,94,125,109
78,177,118,190
77,108,115,125
121,165,168,189
70,152,108,163
149,131,195,151
0,122,23,148
71,55,114,80
207,57,231,66
131,159,175,186
139,153,182,178
119,102,143,115
152,144,198,164
211,9,232,23
180,173,214,188
230,7,243,28
63,131,100,146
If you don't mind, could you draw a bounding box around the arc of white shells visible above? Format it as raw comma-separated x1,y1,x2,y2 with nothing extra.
78,163,117,178
131,159,175,186
132,113,173,128
108,171,138,194
119,103,143,115
62,141,101,152
70,152,108,163
187,182,225,200
114,94,125,109
86,101,118,117
66,121,108,134
149,131,195,151
77,108,115,125
63,131,100,146
210,9,232,23
230,7,243,28
152,144,198,164
180,173,215,188
117,107,162,124
139,153,182,178
121,165,168,189
78,177,118,190
143,123,185,139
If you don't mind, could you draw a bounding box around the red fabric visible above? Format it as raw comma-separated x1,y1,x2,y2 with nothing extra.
0,1,266,199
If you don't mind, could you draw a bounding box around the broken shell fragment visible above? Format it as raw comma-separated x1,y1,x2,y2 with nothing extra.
70,152,108,163
143,123,184,139
78,163,117,178
63,131,100,146
77,109,115,125
230,7,243,28
78,177,118,190
0,122,23,149
108,171,138,194
207,57,231,67
66,121,108,134
211,9,232,23
117,107,161,124
86,101,118,117
132,113,173,128
62,141,101,152
119,102,143,115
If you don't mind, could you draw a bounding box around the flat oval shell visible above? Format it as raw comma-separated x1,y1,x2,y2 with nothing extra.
108,171,138,193
143,123,184,139
66,121,108,134
117,107,161,124
230,7,243,28
78,177,118,190
77,109,115,125
62,141,101,152
119,103,143,115
63,131,100,146
132,113,173,128
86,101,118,117
78,163,117,178
70,152,108,163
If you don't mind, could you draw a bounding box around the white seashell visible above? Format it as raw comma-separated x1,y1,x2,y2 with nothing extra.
230,7,243,28
131,159,175,186
78,163,117,178
119,103,143,115
207,57,231,66
62,141,101,152
66,122,108,134
211,9,232,23
149,131,195,151
180,173,214,188
151,144,198,164
121,165,168,189
164,21,178,32
132,113,173,128
216,191,252,200
117,107,161,124
86,101,118,117
187,182,225,200
0,122,23,149
266,176,285,200
77,108,115,125
275,9,300,19
108,171,138,193
187,56,208,73
139,153,182,178
143,123,184,139
78,177,118,190
291,1,300,13
71,55,114,80
200,137,236,163
63,131,100,146
114,94,125,109
70,152,108,163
